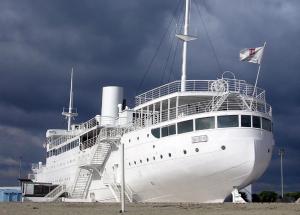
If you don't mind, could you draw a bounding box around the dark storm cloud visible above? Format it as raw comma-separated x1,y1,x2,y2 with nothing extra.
0,0,299,193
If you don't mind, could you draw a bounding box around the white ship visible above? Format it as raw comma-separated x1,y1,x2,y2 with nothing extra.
27,0,274,203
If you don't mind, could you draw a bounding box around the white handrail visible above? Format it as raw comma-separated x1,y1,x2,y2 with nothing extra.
135,79,266,106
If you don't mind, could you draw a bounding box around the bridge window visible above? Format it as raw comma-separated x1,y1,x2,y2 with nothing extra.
262,117,272,131
241,115,251,127
161,124,176,137
178,120,193,134
151,128,160,138
252,116,261,128
195,117,215,130
217,115,239,128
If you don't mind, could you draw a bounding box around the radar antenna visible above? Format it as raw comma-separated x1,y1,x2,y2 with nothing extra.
62,68,78,131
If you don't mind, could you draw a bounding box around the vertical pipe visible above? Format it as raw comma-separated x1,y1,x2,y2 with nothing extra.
280,152,284,199
121,143,125,213
181,0,190,92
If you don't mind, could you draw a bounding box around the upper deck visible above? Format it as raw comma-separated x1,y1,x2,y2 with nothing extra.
135,79,266,107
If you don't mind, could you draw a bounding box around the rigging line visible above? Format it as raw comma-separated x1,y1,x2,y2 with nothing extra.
160,0,186,85
168,39,180,82
160,29,177,85
136,0,183,94
193,0,223,75
168,6,185,82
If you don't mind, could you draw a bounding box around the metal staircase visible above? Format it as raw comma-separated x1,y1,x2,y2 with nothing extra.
44,184,67,201
71,168,93,199
206,92,230,112
71,127,126,199
109,183,136,203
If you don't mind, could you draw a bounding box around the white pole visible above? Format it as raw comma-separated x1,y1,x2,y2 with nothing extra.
181,0,190,92
279,149,285,199
250,42,266,109
67,68,74,131
120,142,125,213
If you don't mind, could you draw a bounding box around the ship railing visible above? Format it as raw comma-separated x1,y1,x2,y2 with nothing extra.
135,79,265,106
48,134,77,149
78,117,99,130
131,98,272,129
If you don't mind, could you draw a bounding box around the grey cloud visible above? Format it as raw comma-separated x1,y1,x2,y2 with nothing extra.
0,0,299,192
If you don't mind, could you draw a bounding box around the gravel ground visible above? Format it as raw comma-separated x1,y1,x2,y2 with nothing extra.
0,202,300,215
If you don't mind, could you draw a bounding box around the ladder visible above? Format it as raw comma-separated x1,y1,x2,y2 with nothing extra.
206,92,230,112
71,168,93,199
71,127,125,199
109,183,136,203
44,184,67,201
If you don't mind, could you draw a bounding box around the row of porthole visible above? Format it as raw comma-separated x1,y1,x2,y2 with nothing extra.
128,134,150,143
128,146,226,167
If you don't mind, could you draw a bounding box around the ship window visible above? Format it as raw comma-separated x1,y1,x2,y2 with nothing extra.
129,162,131,166
253,116,261,128
195,117,215,130
151,128,160,138
160,155,163,159
262,117,272,131
134,161,136,165
140,160,142,163
146,158,149,162
147,134,149,138
178,120,193,134
161,124,176,137
195,148,199,152
217,115,239,128
168,153,172,157
183,150,187,154
241,115,251,127
153,156,156,160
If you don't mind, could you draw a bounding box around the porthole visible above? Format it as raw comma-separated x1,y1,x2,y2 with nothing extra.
168,153,172,157
221,145,226,150
183,150,187,154
140,160,142,163
195,148,199,152
153,156,156,160
153,145,155,148
146,158,149,162
137,137,139,140
129,162,131,166
134,161,137,165
147,134,149,138
160,155,163,159
129,139,131,143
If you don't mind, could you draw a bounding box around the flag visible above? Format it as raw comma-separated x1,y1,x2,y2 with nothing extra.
240,46,264,64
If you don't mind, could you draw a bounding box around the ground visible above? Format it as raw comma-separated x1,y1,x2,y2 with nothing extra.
0,202,300,215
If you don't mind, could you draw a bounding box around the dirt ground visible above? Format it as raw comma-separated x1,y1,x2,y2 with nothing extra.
0,202,300,215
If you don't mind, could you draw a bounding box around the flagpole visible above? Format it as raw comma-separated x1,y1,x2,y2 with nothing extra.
250,42,266,109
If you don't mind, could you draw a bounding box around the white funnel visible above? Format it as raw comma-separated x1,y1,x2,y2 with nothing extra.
101,86,123,125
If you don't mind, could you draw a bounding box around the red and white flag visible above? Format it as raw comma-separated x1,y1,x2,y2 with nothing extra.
240,46,264,64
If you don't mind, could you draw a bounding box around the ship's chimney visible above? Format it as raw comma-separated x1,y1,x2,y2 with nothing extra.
101,86,123,125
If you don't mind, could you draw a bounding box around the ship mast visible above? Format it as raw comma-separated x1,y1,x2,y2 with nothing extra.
181,0,190,92
176,0,196,92
62,68,78,131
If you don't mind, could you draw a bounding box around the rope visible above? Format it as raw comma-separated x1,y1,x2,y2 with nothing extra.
136,0,183,93
193,0,223,75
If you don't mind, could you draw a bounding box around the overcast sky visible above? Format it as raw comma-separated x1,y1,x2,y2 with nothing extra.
0,0,299,193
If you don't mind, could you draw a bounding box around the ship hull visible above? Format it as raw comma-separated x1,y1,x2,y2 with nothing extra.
89,124,274,203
